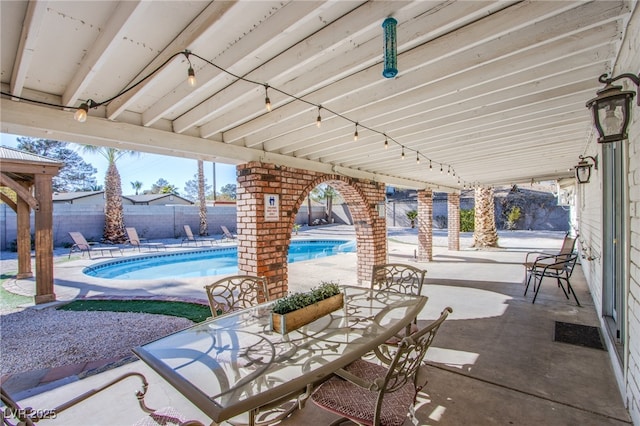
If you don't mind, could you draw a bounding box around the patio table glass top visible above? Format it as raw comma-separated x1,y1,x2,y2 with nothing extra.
133,285,427,424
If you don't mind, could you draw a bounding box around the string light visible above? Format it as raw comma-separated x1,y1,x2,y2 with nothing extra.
74,102,89,123
2,47,471,187
353,123,359,141
185,50,196,87
187,67,196,87
264,85,271,112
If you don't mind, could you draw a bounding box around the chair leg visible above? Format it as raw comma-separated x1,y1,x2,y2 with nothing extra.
532,274,543,304
524,270,534,296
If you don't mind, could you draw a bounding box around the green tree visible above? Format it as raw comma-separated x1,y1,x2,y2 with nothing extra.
184,174,212,201
219,183,237,201
150,178,178,194
83,146,138,243
16,137,98,192
406,209,418,228
311,185,338,223
130,180,143,195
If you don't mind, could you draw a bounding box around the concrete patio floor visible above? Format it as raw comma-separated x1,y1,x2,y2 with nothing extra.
0,226,632,425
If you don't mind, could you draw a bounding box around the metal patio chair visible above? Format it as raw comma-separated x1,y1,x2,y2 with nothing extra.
204,274,269,317
126,227,165,252
524,252,580,306
311,307,452,426
181,224,218,247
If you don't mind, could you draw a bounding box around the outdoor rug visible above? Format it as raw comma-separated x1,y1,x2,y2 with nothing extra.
554,321,605,350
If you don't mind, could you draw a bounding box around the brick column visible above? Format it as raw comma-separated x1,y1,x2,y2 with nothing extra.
237,162,387,297
448,192,460,251
417,189,433,261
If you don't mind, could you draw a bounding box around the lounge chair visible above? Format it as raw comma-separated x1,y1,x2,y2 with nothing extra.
181,224,217,247
68,232,122,259
220,225,237,242
125,227,165,252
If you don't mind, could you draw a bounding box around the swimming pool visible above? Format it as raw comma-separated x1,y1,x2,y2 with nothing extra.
83,239,356,280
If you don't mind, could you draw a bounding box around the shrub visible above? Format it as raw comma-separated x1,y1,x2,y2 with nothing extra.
460,209,475,232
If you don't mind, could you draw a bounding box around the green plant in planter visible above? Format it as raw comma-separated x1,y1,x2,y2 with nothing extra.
272,282,341,315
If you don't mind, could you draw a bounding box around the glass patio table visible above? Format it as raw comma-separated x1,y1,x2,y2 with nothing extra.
132,285,427,425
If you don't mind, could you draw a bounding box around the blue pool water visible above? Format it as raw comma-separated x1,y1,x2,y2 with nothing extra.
83,240,356,280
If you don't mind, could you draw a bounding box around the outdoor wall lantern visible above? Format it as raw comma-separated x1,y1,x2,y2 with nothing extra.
575,155,598,184
586,72,639,143
382,18,398,78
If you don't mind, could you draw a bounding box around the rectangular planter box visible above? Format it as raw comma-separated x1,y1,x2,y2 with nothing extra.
271,293,344,335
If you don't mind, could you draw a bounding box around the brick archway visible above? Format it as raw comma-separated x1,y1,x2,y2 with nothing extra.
237,162,386,298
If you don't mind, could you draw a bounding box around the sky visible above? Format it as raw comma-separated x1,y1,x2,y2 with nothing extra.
1,133,237,195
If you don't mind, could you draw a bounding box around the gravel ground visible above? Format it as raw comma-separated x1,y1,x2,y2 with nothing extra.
0,307,193,376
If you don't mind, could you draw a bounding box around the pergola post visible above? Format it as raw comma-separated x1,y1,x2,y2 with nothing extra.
33,173,56,304
16,184,33,279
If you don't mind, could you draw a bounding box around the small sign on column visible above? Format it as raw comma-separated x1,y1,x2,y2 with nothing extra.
265,194,280,222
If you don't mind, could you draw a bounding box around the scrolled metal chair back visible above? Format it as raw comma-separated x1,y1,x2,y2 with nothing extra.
379,307,451,394
204,275,269,317
371,263,427,296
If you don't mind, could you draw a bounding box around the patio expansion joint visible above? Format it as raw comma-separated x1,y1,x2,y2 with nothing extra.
424,362,632,424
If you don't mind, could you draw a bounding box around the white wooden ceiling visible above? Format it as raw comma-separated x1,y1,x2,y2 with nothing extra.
1,1,636,191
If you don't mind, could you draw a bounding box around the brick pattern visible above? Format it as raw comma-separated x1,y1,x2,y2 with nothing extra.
417,189,433,261
237,162,386,298
447,193,460,251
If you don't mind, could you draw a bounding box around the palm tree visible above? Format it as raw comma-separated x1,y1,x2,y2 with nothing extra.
84,146,137,243
311,185,338,223
197,160,208,236
472,187,499,248
130,180,143,195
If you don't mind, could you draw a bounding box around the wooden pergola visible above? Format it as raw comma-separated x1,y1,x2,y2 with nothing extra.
0,147,62,304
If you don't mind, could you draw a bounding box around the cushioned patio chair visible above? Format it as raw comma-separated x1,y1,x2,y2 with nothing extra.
68,231,122,259
1,372,204,426
204,274,269,317
311,307,453,426
126,227,166,252
181,224,218,247
221,225,238,242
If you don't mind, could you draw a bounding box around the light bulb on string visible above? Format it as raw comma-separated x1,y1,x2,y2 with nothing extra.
187,67,196,87
316,106,322,128
264,85,271,112
440,164,443,174
74,102,89,122
401,146,405,160
429,160,433,171
416,152,420,164
384,135,388,150
447,166,451,176
353,123,359,141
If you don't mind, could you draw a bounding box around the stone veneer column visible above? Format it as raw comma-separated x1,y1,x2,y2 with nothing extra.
236,162,387,298
417,189,433,261
447,192,460,251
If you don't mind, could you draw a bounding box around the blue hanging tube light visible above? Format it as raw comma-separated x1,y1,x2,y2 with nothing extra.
382,17,398,78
